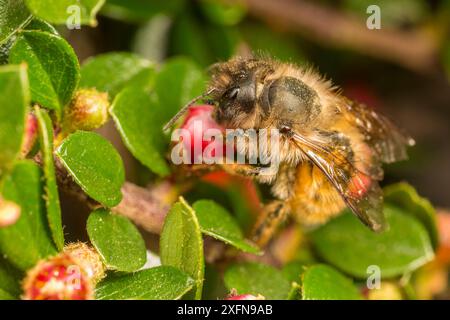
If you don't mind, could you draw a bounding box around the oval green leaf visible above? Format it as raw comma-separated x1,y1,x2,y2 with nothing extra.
384,182,438,248
55,131,125,207
25,18,59,34
87,209,146,272
224,262,291,300
80,52,155,98
154,57,206,125
160,198,204,300
25,0,105,26
311,205,434,279
0,64,29,179
301,264,363,300
95,266,194,300
35,107,64,250
9,30,80,115
110,86,170,176
0,0,32,44
0,161,57,270
192,200,260,254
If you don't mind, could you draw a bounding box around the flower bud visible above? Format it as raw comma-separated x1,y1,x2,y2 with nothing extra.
64,242,105,284
23,253,93,300
23,242,105,300
179,105,226,163
0,199,20,227
62,89,109,134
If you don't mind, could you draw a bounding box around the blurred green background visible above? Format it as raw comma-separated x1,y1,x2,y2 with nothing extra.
62,0,450,208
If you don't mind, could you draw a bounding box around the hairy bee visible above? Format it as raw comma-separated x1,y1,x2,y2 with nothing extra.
165,57,414,246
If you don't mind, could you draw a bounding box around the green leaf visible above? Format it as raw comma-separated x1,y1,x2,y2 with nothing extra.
9,30,80,116
25,18,58,34
286,282,301,300
169,14,214,66
301,264,363,300
110,86,170,176
240,23,305,63
184,180,261,233
80,52,155,98
204,24,240,62
101,0,184,22
0,18,55,65
192,200,260,254
0,161,57,270
55,131,125,207
199,0,247,26
87,209,146,272
0,64,29,179
0,0,32,44
311,205,434,279
160,198,204,300
282,261,306,284
224,262,291,300
0,289,15,300
34,107,64,250
0,38,14,65
384,183,438,249
0,258,22,299
95,266,194,300
25,0,105,26
154,57,206,124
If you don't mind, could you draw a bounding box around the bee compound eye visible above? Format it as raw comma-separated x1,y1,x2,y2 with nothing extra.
226,87,240,100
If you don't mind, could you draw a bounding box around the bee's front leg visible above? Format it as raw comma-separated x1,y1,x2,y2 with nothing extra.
219,163,263,177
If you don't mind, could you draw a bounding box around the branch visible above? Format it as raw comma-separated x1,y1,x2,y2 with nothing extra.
112,180,174,234
236,0,439,72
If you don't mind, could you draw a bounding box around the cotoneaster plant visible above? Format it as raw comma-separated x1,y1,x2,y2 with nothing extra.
0,0,447,301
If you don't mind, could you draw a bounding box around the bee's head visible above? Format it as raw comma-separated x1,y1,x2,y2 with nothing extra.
209,58,274,128
163,57,274,132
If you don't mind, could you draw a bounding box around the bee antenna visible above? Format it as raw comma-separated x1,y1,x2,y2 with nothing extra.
163,88,216,132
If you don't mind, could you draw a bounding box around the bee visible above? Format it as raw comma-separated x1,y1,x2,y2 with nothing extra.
164,57,415,247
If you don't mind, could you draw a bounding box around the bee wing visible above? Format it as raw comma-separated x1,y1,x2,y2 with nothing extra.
341,99,415,163
290,131,386,232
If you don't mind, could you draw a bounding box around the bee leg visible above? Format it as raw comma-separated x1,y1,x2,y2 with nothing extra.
251,200,289,247
220,163,263,177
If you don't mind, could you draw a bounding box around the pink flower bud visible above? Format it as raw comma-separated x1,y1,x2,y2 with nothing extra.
23,242,105,300
179,105,226,163
23,253,93,300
